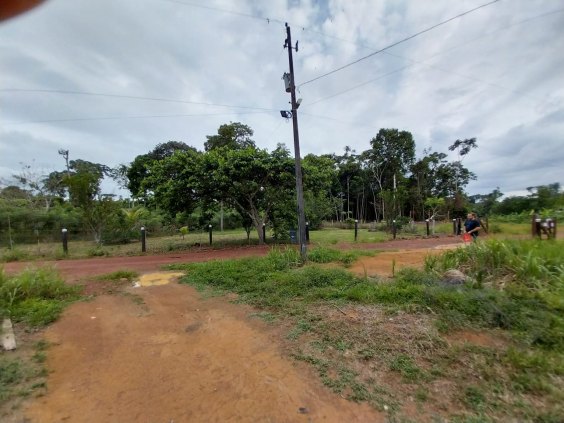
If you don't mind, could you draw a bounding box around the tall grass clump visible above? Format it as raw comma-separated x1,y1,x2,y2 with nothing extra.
0,267,80,326
423,239,564,349
425,239,564,289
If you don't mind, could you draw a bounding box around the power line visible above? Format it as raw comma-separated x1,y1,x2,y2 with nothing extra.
4,110,271,126
304,8,564,107
0,88,278,112
306,65,411,106
300,112,380,130
160,0,285,25
298,0,501,87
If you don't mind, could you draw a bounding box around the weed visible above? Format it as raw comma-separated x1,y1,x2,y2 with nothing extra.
415,387,428,402
389,354,424,382
0,248,28,263
463,386,486,411
0,267,79,327
248,311,276,323
87,247,108,257
308,246,341,263
287,319,313,340
335,339,351,351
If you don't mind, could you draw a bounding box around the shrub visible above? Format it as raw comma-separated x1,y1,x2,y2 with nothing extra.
0,267,79,327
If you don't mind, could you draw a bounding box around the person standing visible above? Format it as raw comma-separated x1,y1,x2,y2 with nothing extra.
464,212,481,241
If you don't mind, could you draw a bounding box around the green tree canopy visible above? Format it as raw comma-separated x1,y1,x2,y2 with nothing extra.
204,122,255,151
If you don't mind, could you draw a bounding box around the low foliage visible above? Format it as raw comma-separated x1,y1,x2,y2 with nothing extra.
0,267,79,326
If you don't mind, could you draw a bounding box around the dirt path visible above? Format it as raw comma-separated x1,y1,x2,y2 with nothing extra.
4,236,463,281
348,244,461,278
25,283,382,423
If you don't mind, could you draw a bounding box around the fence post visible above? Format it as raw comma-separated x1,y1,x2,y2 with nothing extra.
61,228,68,254
452,219,457,235
262,223,266,243
534,215,541,238
140,226,146,253
208,224,213,245
305,222,310,243
425,219,430,237
392,220,397,239
354,219,358,241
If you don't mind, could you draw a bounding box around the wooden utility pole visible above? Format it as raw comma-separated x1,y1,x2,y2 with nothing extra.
284,23,307,260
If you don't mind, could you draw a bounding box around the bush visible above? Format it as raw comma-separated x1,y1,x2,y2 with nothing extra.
87,247,109,257
0,267,79,327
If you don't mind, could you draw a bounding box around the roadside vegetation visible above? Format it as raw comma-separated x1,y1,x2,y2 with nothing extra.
0,267,79,416
0,218,540,263
172,240,564,422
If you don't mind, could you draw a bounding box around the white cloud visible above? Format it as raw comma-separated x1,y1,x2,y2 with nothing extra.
1,0,563,197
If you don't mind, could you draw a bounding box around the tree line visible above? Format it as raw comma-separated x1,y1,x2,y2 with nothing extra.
1,121,562,245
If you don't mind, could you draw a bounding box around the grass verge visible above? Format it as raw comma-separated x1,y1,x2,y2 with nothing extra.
172,241,563,421
1,267,80,327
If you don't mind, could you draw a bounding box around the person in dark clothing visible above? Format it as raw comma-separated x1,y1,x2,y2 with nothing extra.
464,212,481,241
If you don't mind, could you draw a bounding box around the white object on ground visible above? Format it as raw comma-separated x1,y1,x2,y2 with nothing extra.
2,318,17,351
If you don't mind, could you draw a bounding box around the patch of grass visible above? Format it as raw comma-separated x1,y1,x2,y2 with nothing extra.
307,246,342,263
287,318,313,340
389,354,424,382
95,270,139,281
248,311,276,323
0,248,28,263
0,267,80,327
463,386,486,412
307,246,375,267
425,239,564,288
0,339,49,409
87,247,109,257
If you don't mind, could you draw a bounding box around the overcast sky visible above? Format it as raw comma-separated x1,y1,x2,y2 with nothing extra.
1,0,563,198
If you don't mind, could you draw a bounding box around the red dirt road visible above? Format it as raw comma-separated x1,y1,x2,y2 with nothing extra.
25,283,383,423
4,236,462,281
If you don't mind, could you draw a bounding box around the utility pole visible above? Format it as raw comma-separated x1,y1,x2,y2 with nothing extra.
284,23,307,260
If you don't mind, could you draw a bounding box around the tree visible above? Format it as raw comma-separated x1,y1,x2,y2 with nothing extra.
65,160,109,208
526,183,562,211
0,185,29,200
424,197,446,234
142,149,201,217
469,188,503,216
448,137,477,194
126,141,195,198
365,129,415,221
204,122,255,151
198,145,295,244
302,153,339,227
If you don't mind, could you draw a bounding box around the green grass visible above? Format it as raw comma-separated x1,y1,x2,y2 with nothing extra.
0,267,80,327
0,340,49,410
307,245,376,267
172,240,564,421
